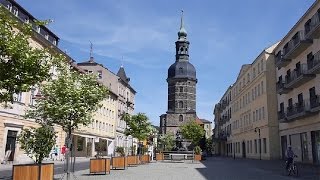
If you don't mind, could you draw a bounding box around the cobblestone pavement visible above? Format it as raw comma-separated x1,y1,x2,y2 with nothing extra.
53,157,320,180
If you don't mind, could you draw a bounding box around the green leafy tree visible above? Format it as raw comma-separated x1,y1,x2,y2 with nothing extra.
206,138,213,153
26,69,108,177
18,125,57,164
158,133,175,151
180,121,205,146
0,6,63,103
115,146,125,156
123,113,152,141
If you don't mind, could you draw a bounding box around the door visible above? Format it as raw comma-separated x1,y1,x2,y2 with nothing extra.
290,134,302,162
311,131,320,164
5,130,18,161
301,133,309,162
242,141,246,158
281,136,287,160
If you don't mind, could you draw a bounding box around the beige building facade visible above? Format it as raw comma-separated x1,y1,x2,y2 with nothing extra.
275,1,320,164
214,44,280,160
0,0,68,163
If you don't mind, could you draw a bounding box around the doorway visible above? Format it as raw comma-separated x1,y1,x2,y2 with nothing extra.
281,136,287,160
5,130,18,161
242,141,246,158
311,131,320,164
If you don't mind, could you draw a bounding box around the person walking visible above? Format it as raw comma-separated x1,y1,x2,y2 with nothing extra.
285,146,295,170
61,144,67,161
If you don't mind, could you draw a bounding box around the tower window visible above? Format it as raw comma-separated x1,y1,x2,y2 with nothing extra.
179,115,183,122
179,87,183,92
179,67,183,73
179,101,183,108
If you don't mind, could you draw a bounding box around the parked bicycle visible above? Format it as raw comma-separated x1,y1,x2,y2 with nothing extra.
286,155,298,176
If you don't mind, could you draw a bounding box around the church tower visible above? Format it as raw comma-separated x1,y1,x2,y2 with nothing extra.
160,11,197,135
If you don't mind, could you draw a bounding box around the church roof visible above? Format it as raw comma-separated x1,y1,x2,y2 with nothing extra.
200,119,212,124
117,66,130,83
168,61,196,80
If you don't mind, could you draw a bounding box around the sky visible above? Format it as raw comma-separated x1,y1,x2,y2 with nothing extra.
17,0,315,126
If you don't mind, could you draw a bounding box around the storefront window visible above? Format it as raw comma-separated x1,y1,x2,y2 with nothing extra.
77,137,85,151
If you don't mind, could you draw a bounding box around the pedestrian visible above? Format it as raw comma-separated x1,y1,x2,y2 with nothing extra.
61,144,66,161
54,145,59,161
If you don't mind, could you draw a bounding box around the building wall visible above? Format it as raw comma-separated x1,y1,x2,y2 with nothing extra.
275,1,320,164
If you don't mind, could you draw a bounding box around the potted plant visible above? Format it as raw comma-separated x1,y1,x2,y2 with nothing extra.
89,142,110,175
112,147,127,170
13,125,56,180
127,146,139,166
140,146,150,163
194,146,202,161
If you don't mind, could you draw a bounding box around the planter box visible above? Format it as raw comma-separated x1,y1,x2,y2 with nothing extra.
156,153,164,161
111,156,127,170
13,163,54,180
140,155,150,163
127,156,139,166
194,154,202,161
90,158,110,175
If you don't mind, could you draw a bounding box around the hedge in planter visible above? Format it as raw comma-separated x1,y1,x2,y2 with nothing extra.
14,125,56,180
194,146,202,161
90,158,111,175
112,147,127,170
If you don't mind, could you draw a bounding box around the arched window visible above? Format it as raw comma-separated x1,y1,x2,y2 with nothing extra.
179,101,183,108
180,47,184,53
179,115,183,122
179,67,183,73
179,87,183,92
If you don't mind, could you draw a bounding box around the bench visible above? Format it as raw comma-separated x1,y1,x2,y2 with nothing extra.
169,154,188,161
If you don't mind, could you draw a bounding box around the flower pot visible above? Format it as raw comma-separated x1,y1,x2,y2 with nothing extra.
156,153,164,161
111,156,127,170
90,158,111,175
194,154,202,161
13,163,54,180
140,155,150,163
127,156,139,166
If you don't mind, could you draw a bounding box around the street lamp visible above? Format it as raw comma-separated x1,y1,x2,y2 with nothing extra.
254,127,261,160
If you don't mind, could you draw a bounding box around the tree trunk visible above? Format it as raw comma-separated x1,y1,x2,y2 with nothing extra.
66,129,72,180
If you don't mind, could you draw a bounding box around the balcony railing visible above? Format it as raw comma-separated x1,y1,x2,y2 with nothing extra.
276,81,291,94
307,50,320,74
275,52,291,68
310,95,320,112
286,100,311,121
305,10,320,39
285,64,316,89
283,31,312,59
278,111,286,122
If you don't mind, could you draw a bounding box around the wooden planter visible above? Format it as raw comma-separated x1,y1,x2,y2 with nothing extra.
13,163,54,180
156,153,164,161
194,154,202,161
140,155,150,163
127,156,139,166
90,158,110,175
112,156,127,170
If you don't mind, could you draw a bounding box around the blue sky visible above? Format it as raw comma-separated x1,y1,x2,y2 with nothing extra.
18,0,315,125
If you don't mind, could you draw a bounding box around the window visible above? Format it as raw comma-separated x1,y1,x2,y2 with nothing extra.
98,71,102,79
255,87,257,98
259,108,261,120
253,111,256,122
263,138,267,153
179,67,183,73
30,88,35,106
77,137,85,151
261,81,264,94
253,68,256,78
254,139,257,154
250,140,252,153
262,107,265,119
258,63,260,73
258,84,260,96
247,141,249,153
256,110,258,121
178,101,183,108
179,115,183,122
179,87,183,92
252,89,254,100
13,92,22,102
247,73,250,82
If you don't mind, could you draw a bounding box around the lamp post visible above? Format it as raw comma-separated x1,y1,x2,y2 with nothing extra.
254,127,261,160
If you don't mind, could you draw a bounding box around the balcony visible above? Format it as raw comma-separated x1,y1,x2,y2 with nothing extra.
285,64,316,89
305,11,320,39
278,111,286,122
275,52,291,68
310,95,320,113
307,51,320,74
286,101,311,121
276,81,292,94
283,31,313,59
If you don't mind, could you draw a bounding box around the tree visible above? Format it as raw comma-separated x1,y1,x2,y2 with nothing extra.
180,121,205,146
18,125,57,164
158,133,175,151
123,113,152,141
206,137,213,154
0,6,63,103
26,69,108,178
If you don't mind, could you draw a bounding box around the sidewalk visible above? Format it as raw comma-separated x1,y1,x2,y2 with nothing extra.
0,157,90,171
